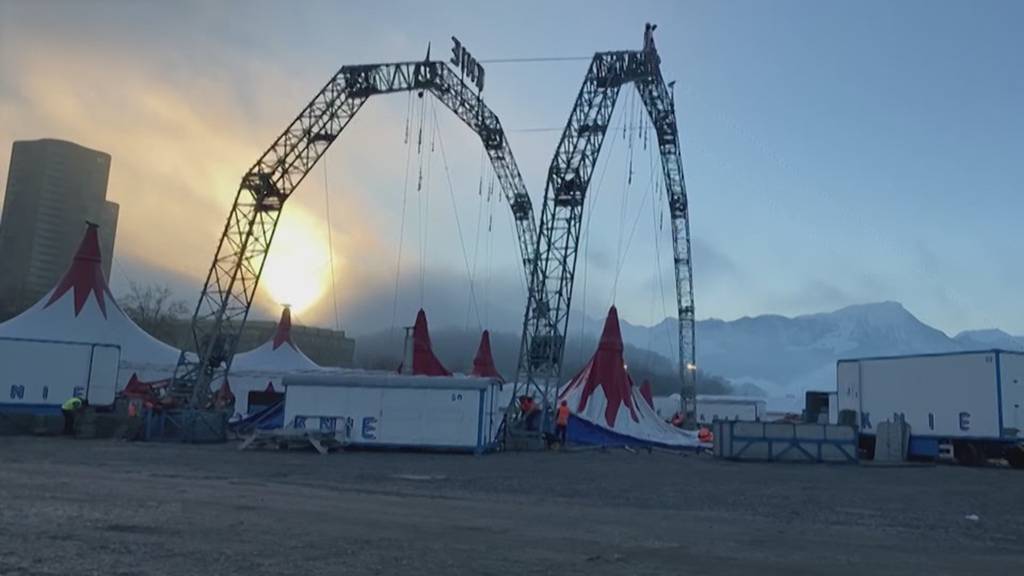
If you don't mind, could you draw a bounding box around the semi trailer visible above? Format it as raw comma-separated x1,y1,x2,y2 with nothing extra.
837,350,1024,466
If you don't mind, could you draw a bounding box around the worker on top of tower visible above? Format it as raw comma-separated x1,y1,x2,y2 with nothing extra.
643,23,661,66
645,23,660,50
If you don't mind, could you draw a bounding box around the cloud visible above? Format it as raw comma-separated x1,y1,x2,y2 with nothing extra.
1,14,526,332
0,41,278,277
691,237,740,282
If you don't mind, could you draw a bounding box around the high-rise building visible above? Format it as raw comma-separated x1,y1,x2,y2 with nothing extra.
0,139,119,318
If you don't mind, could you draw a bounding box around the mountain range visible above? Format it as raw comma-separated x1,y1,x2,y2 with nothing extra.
350,301,1021,404
614,301,1023,397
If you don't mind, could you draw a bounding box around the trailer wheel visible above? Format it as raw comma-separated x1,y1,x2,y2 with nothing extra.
1006,445,1024,470
954,441,982,467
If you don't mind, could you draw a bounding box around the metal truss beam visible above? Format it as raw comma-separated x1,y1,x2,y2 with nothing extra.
514,30,698,431
174,58,536,407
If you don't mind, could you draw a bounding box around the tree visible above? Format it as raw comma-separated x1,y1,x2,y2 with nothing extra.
120,282,189,345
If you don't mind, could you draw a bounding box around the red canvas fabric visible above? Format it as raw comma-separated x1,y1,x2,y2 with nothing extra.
471,330,503,381
412,309,451,376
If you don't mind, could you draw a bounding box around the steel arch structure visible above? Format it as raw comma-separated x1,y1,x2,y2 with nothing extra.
172,57,537,406
514,28,698,430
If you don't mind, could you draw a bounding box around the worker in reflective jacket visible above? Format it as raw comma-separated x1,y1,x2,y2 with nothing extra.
519,396,540,430
61,396,86,436
555,400,571,446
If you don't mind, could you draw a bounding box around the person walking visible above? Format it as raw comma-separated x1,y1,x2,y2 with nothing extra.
555,400,571,446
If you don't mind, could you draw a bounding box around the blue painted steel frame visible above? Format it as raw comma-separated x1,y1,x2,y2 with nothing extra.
723,421,857,463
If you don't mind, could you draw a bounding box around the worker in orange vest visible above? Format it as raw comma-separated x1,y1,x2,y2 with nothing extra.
124,400,143,442
671,411,684,428
555,400,571,446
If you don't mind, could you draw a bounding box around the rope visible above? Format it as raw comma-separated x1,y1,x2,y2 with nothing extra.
611,100,661,307
478,56,591,64
432,104,483,330
418,95,435,306
322,154,341,332
576,95,626,361
466,147,487,331
485,171,496,328
644,127,657,368
610,168,654,302
507,127,564,133
649,155,674,358
390,91,416,340
611,90,636,304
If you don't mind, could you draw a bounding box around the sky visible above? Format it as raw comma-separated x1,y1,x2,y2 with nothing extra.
0,0,1022,337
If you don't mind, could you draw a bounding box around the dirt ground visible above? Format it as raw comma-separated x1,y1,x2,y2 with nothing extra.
0,437,1021,576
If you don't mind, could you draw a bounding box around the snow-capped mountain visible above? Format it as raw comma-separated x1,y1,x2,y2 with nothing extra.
600,301,1017,397
953,329,1024,352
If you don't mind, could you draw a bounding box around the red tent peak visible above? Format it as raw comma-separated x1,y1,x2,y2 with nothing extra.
264,381,277,393
560,306,638,427
639,380,655,409
44,223,110,317
121,373,150,398
598,306,623,353
271,306,294,350
471,330,503,381
412,309,451,376
413,309,430,344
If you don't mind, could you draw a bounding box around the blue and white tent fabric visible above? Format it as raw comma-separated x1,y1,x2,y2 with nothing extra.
558,306,702,449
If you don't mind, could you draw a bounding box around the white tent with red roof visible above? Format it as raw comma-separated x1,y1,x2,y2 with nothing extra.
232,307,319,372
558,306,701,449
0,224,181,388
225,306,322,419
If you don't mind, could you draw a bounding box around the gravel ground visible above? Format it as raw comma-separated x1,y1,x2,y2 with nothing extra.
0,436,1021,575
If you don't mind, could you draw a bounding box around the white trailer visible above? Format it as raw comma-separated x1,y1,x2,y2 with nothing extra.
282,372,507,453
697,395,767,424
837,350,1024,465
0,336,121,411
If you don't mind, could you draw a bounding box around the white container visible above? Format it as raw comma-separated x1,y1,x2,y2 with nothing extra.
0,337,121,409
282,372,507,452
697,395,767,424
837,350,1024,441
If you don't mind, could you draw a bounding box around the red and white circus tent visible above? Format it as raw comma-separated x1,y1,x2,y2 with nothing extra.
227,306,321,419
558,306,701,449
232,307,319,372
0,224,181,385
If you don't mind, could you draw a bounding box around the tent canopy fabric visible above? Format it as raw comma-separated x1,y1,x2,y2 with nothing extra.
411,309,451,376
471,330,503,381
558,306,700,449
0,223,181,368
271,307,295,350
45,223,109,317
639,380,655,409
232,307,319,372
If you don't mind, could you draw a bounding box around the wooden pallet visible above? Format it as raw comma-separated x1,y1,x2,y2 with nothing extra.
239,428,348,455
